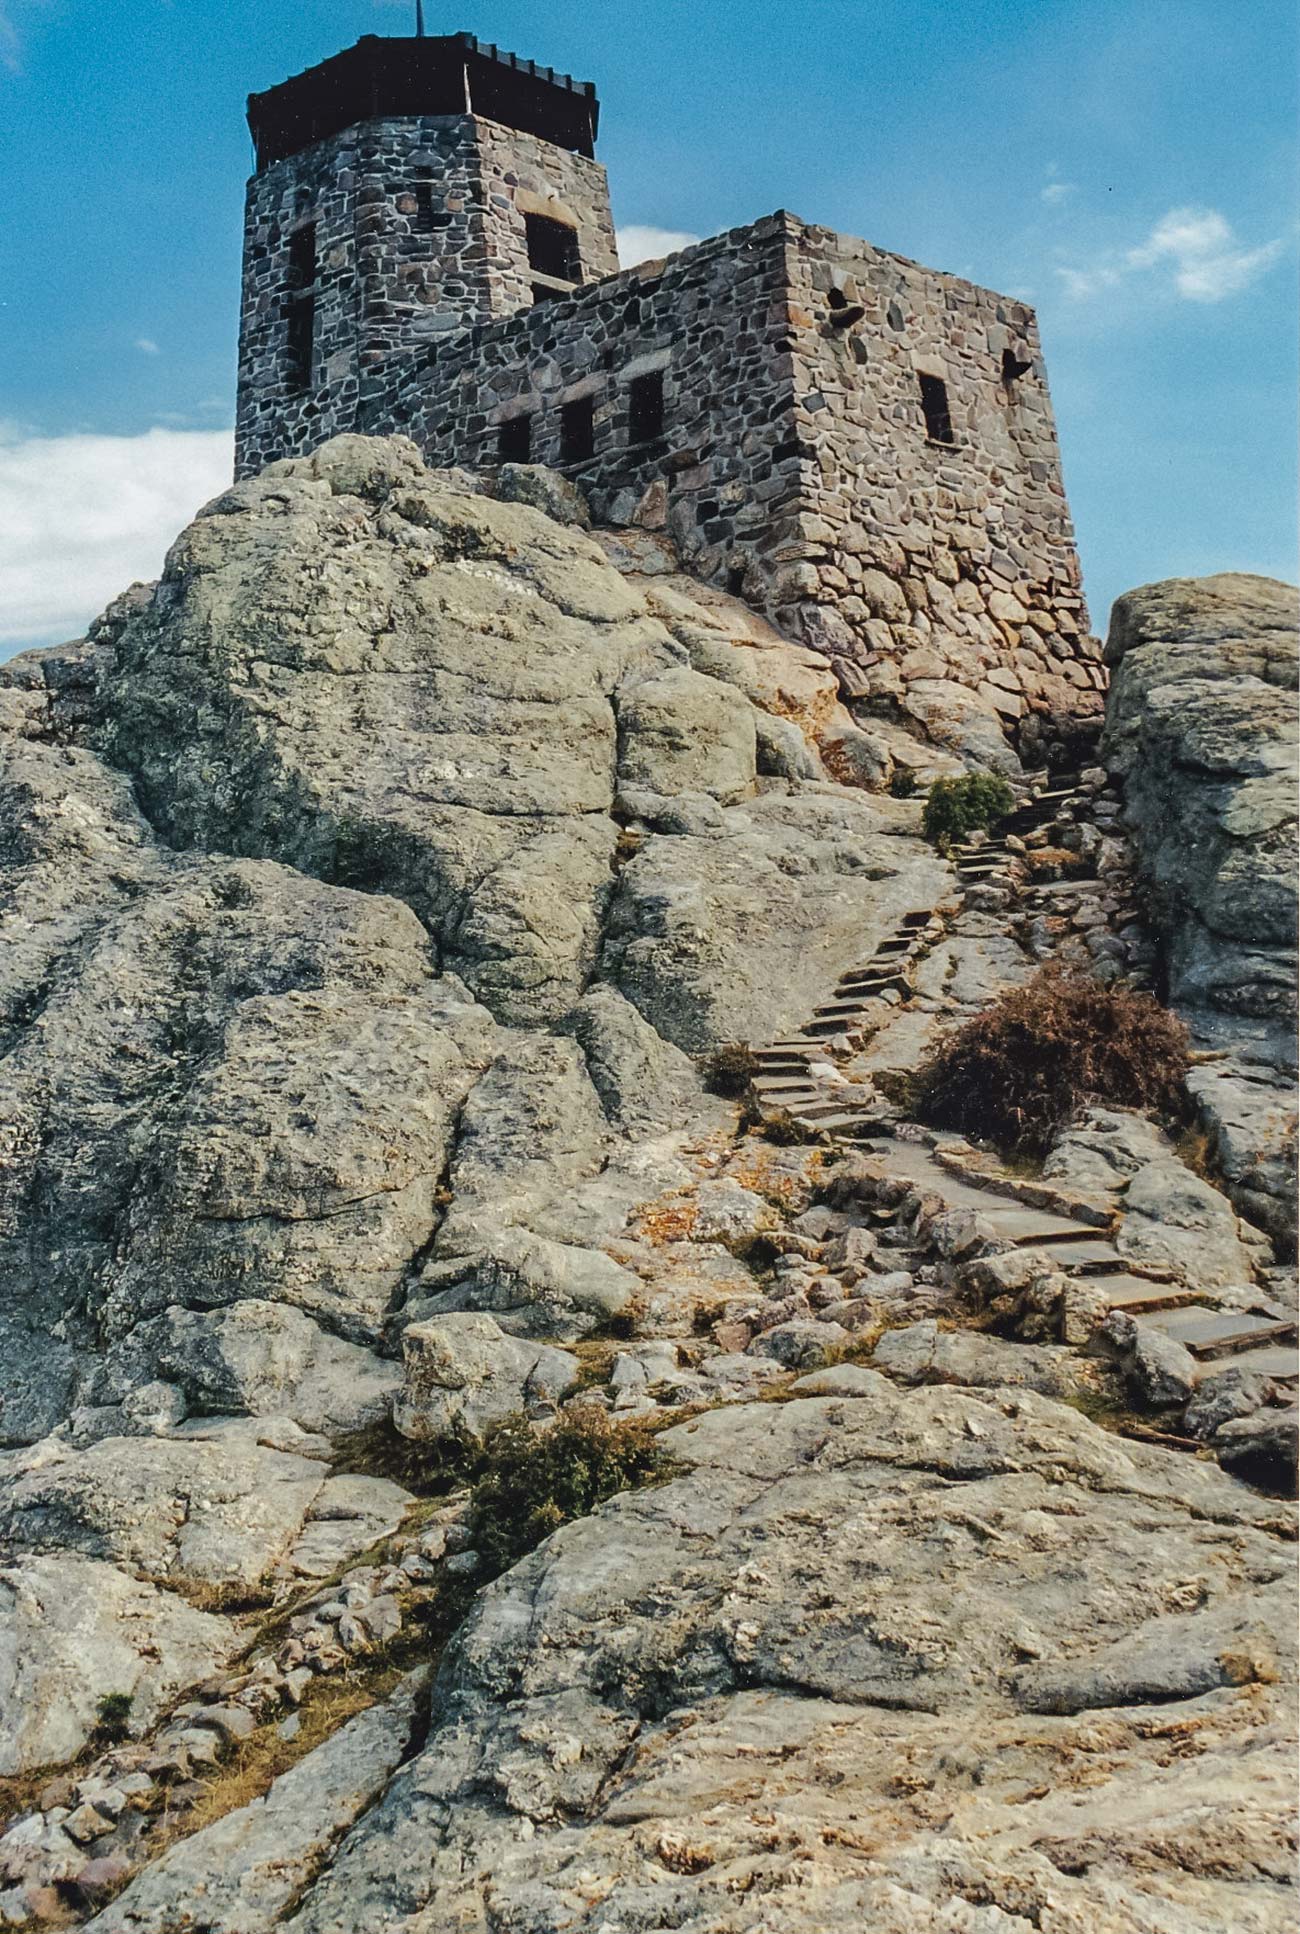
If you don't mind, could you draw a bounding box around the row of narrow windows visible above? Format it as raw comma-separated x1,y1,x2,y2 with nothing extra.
499,370,665,465
281,222,1024,450
281,206,585,392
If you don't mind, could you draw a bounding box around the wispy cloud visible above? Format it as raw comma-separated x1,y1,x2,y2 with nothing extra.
135,337,160,356
1057,204,1284,306
616,225,701,269
1125,206,1285,302
1040,164,1075,208
0,427,233,654
0,0,47,73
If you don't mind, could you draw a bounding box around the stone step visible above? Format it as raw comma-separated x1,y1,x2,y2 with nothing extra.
1194,1343,1299,1384
801,1018,858,1039
1100,1276,1206,1314
753,1079,824,1099
900,911,934,929
1143,1308,1299,1361
1044,1238,1130,1270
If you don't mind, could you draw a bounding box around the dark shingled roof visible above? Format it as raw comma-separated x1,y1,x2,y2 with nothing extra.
247,33,600,171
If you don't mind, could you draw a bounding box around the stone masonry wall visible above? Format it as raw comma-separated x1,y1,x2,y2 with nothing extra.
778,223,1104,725
236,114,616,478
360,211,1101,727
360,216,800,568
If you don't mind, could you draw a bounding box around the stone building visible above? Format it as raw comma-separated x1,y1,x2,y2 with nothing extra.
236,30,1105,728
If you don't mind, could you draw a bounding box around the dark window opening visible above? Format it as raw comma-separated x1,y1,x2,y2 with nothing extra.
525,212,582,284
828,285,865,328
497,414,532,463
1001,346,1033,386
918,372,955,444
287,222,317,290
414,179,437,233
286,294,315,393
627,370,665,444
531,282,561,307
726,563,747,597
560,396,596,464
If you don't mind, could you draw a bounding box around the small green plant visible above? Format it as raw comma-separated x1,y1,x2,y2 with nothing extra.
888,766,919,799
921,771,1015,850
916,963,1191,1158
93,1692,134,1744
468,1405,672,1576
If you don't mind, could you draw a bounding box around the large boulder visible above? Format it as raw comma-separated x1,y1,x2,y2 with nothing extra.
1103,573,1298,1245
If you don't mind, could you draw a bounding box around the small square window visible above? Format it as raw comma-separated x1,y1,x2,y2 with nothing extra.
918,372,955,445
560,396,596,464
628,370,665,444
497,415,532,463
525,213,581,284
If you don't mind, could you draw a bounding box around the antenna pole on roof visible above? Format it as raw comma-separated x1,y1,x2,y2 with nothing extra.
415,0,426,34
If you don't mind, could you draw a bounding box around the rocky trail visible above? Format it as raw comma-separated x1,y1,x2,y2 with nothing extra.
0,442,1294,1931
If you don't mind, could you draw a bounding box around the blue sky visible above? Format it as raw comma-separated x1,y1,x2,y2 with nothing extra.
1,0,1295,651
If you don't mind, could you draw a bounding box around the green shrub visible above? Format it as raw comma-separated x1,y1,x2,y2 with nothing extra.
93,1692,134,1744
888,766,919,799
916,964,1190,1158
704,1041,757,1097
921,771,1015,849
468,1405,671,1576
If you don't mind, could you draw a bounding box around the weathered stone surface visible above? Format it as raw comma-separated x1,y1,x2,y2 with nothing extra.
604,788,950,1052
0,1556,237,1775
81,1671,429,1934
873,1318,1117,1401
0,1434,327,1590
100,1302,401,1434
394,1314,578,1440
1103,573,1298,1242
1116,1158,1257,1289
93,445,698,1030
285,1389,1294,1932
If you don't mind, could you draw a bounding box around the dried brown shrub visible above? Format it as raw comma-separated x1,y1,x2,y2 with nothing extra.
916,964,1190,1157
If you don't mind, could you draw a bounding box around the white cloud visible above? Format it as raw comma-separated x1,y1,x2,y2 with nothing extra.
616,225,701,269
1040,180,1075,206
0,427,234,656
1126,205,1284,302
135,337,161,355
1057,203,1283,306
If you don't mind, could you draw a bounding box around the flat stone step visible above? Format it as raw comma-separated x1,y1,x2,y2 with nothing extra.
1101,1276,1206,1314
900,912,933,929
791,1101,872,1124
1194,1343,1299,1384
1143,1309,1299,1360
753,1082,824,1101
1045,1238,1130,1271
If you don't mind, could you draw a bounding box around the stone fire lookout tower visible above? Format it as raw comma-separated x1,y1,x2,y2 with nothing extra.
236,30,1103,724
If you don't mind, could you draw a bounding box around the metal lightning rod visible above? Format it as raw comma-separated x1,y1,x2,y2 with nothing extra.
415,0,426,35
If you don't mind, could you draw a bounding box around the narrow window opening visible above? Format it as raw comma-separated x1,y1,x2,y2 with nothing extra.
627,370,665,444
286,223,317,394
918,372,955,445
726,563,747,597
414,179,437,233
525,212,581,284
497,414,532,463
1001,346,1033,386
560,396,596,464
287,222,317,290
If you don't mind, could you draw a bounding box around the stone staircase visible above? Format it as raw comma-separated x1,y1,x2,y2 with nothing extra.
746,773,1300,1399
750,772,1086,1137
